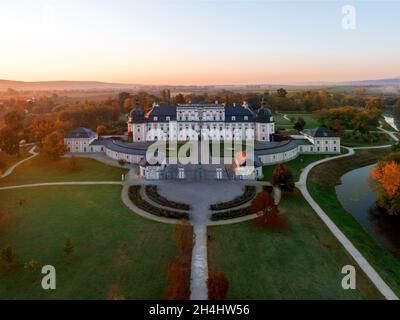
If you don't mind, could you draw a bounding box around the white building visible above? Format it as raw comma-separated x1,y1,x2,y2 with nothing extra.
127,101,275,143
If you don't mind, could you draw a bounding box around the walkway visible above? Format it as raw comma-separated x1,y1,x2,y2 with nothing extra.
1,145,38,179
296,140,398,300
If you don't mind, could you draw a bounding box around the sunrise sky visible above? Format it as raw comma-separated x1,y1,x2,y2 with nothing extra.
0,0,399,85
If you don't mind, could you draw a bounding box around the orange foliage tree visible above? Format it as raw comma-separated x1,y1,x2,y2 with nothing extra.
166,220,193,300
371,160,400,215
251,190,287,229
272,164,295,192
208,271,229,300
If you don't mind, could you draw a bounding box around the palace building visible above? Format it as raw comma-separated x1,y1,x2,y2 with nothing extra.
127,101,275,142
64,101,340,180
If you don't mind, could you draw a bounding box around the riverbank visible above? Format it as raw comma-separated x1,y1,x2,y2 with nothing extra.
307,148,400,296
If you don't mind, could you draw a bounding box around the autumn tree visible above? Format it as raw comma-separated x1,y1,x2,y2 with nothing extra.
40,131,68,159
0,126,20,155
173,93,186,105
371,160,400,215
250,190,287,229
272,164,295,192
166,220,192,300
208,271,229,300
96,124,107,136
277,88,288,98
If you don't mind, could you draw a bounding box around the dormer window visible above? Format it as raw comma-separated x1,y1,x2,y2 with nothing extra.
244,116,248,120
154,116,158,121
166,116,170,121
231,116,236,121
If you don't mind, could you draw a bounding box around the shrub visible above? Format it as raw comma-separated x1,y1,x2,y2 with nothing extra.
208,271,229,300
146,185,190,210
211,207,253,221
129,186,189,220
210,186,256,211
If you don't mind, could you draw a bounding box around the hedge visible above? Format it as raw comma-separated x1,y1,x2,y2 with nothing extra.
145,185,190,211
210,186,256,211
128,185,189,220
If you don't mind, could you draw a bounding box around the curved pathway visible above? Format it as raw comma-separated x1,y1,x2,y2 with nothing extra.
1,145,38,179
0,181,123,191
296,140,398,300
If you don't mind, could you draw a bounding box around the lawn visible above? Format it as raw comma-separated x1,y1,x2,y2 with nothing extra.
262,153,337,182
208,189,382,299
274,112,320,129
341,132,396,147
0,185,177,299
0,156,128,186
307,148,400,297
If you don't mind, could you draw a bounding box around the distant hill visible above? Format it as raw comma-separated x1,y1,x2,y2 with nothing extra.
340,77,400,86
0,80,140,91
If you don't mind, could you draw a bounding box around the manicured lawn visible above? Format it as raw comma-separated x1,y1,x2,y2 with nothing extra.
0,185,177,299
262,153,337,182
275,113,319,129
307,148,400,297
341,132,396,147
0,156,128,186
208,189,382,299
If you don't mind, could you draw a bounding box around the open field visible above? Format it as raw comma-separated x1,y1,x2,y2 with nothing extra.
0,185,177,299
274,113,320,129
307,148,400,297
208,189,382,299
341,132,396,147
0,156,128,186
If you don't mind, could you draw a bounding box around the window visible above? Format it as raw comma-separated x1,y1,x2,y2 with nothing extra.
154,116,158,121
334,141,337,144
334,147,337,151
325,140,328,144
166,116,170,121
231,116,236,121
317,140,320,144
244,116,248,120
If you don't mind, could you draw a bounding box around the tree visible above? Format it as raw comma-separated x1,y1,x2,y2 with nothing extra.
24,259,39,273
371,160,400,215
293,117,306,132
96,124,107,136
0,246,17,272
118,92,131,112
272,164,295,192
123,98,133,111
173,93,186,104
4,110,25,131
208,271,229,300
63,236,74,264
0,126,20,155
41,131,68,159
251,190,278,216
277,88,288,98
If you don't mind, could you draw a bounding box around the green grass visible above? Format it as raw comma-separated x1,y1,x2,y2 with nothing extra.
0,185,177,299
0,156,128,186
341,132,395,147
262,153,337,182
307,148,400,297
274,113,320,129
208,189,382,299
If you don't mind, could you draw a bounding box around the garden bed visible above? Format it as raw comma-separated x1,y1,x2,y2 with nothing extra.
210,186,256,211
145,185,190,210
129,186,189,220
210,207,253,221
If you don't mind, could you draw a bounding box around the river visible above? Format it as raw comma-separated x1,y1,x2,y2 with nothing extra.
336,164,400,260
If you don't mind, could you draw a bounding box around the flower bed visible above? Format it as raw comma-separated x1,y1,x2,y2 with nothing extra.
210,186,256,211
128,185,189,220
145,185,190,211
210,207,253,221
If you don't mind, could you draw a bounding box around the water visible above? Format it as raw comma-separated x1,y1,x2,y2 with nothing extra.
336,164,400,260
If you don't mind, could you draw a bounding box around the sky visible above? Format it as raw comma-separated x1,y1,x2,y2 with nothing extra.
0,0,399,85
